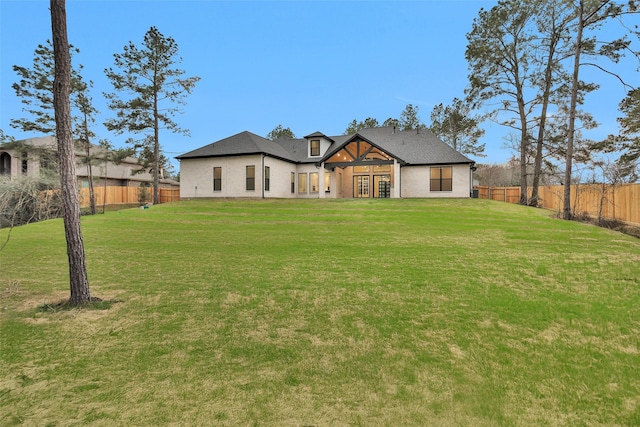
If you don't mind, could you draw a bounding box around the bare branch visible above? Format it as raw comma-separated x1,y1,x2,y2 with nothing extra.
581,61,636,89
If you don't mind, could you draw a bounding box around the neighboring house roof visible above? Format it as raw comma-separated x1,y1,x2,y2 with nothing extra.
14,136,143,166
177,127,474,166
4,136,178,185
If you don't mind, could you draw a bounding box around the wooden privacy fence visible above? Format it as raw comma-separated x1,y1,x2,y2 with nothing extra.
474,184,640,225
158,188,181,203
475,186,522,204
79,186,180,208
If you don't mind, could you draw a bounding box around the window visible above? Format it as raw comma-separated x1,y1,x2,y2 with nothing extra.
0,152,11,176
324,173,330,192
374,164,391,173
310,172,319,193
246,165,255,191
264,166,270,192
213,167,222,191
430,166,452,192
310,139,320,157
21,152,28,176
298,173,307,193
291,172,295,193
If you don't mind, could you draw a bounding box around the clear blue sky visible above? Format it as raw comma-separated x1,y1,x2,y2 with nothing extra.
1,0,637,171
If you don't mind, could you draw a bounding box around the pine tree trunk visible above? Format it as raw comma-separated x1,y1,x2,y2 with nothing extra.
88,161,96,215
518,97,528,205
531,37,558,207
51,0,91,305
153,93,160,205
86,143,96,215
531,10,564,208
84,113,96,215
531,89,551,207
564,1,584,220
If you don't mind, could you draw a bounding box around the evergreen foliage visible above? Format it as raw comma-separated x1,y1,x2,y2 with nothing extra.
104,26,200,204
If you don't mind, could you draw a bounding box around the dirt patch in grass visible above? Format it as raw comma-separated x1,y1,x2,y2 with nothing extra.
10,290,123,325
37,296,121,313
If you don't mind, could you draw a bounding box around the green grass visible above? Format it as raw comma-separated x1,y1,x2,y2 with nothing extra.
1,199,639,426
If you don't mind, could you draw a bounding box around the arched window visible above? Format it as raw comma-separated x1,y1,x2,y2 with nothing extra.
0,152,11,176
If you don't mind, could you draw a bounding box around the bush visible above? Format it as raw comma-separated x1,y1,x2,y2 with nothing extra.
138,182,151,205
0,177,62,228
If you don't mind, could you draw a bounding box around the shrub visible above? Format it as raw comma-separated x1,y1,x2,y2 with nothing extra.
0,177,62,228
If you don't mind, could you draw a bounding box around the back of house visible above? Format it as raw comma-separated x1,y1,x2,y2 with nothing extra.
177,127,475,199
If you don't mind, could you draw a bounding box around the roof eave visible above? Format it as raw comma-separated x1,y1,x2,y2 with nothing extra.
177,151,297,164
405,160,475,166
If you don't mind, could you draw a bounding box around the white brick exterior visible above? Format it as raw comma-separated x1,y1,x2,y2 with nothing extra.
401,164,471,198
178,129,475,199
180,156,472,199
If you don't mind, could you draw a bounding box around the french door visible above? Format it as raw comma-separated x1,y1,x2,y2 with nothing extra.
374,175,391,198
353,176,370,198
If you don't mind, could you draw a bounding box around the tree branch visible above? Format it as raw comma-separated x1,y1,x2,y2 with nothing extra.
581,61,636,90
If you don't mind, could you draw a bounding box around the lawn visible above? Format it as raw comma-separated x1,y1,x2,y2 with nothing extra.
1,199,639,426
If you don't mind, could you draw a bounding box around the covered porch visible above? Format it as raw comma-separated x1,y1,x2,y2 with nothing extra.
318,136,402,199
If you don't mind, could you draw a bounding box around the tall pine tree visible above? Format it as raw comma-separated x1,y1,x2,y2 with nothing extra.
51,0,91,306
429,98,486,157
104,26,200,204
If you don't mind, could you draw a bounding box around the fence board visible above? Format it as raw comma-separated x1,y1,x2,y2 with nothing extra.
79,186,180,208
159,188,181,203
474,184,640,225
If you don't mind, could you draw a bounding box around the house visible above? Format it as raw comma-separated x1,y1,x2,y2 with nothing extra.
0,136,179,189
177,127,475,199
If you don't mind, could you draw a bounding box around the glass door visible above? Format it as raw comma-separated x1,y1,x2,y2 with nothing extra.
353,175,370,198
374,175,391,198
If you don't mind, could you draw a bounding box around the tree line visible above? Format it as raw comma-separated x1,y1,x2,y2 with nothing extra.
267,2,639,219
3,26,200,207
466,0,639,218
266,101,487,159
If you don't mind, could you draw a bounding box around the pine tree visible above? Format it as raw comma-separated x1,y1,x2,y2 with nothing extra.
267,125,296,140
51,0,91,306
429,98,486,157
104,26,200,204
11,39,83,134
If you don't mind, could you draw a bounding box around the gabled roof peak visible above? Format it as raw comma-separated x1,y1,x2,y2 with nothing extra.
303,131,335,143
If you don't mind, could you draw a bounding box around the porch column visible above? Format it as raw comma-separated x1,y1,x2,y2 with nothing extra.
393,159,401,198
319,163,326,199
11,152,19,180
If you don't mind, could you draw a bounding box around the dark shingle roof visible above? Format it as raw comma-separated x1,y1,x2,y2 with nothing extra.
177,127,473,166
303,131,335,142
355,127,472,165
176,131,294,161
272,137,311,163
